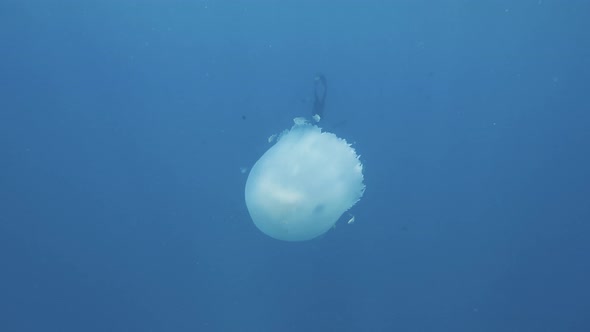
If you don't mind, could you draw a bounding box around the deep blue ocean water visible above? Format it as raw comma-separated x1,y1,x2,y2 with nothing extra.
1,1,589,331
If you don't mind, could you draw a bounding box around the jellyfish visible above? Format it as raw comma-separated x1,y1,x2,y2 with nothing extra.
245,118,365,241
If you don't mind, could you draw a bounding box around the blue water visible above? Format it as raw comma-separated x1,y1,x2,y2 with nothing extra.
1,1,589,331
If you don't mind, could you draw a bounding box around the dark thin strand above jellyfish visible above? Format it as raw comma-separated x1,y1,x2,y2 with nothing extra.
312,73,327,119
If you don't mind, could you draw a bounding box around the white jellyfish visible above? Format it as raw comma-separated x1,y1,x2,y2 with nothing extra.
245,119,365,241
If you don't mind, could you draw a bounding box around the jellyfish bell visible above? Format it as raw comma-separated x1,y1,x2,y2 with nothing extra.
245,118,365,241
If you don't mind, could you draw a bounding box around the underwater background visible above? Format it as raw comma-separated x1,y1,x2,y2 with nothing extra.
1,1,589,331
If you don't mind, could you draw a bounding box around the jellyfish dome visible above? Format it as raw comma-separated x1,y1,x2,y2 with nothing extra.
245,119,365,241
